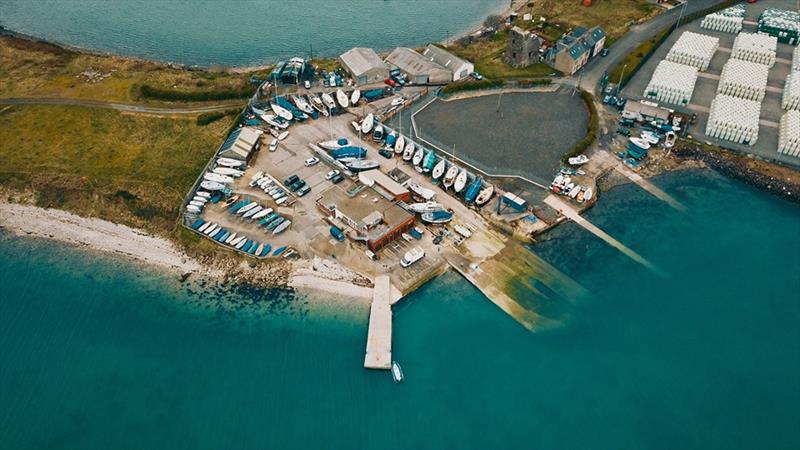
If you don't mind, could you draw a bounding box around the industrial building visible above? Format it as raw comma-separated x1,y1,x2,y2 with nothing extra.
217,127,262,161
623,100,672,122
385,47,452,85
270,57,307,84
544,26,606,75
316,184,415,252
339,47,389,86
504,26,542,68
421,45,474,81
358,170,411,202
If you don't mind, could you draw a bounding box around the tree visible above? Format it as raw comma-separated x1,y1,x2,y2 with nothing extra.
483,14,504,29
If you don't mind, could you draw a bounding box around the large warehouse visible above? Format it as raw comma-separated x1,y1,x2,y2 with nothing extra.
339,47,389,86
421,45,474,81
385,47,452,85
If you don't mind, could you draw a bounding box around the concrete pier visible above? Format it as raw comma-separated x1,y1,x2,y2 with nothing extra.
596,150,687,212
364,275,393,370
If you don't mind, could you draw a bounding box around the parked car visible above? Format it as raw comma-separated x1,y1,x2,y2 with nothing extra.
303,80,311,89
325,170,341,180
284,174,299,186
331,173,345,184
296,185,311,197
390,97,406,107
269,139,278,152
304,157,319,167
600,48,609,57
289,179,306,192
470,71,483,80
384,78,397,87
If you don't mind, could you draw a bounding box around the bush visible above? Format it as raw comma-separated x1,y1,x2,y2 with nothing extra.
515,78,552,88
441,79,503,95
562,89,599,162
138,84,252,102
483,14,504,29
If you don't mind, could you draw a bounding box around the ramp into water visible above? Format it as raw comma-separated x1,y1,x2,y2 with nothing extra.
364,275,393,370
596,151,687,212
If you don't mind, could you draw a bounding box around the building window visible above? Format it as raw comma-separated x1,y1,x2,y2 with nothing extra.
512,52,517,59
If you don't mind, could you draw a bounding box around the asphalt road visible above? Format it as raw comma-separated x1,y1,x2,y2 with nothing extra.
577,0,730,93
0,97,244,114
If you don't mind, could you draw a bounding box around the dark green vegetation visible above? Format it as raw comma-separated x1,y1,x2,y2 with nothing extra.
562,89,598,162
196,108,241,126
137,84,252,102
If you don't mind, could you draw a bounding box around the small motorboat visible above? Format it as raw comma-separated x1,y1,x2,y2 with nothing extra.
664,131,677,149
475,184,494,206
216,157,245,168
432,159,446,180
204,172,234,184
186,205,201,214
391,361,404,383
213,167,244,177
406,201,442,213
195,191,211,199
261,114,289,129
200,181,226,191
629,137,651,150
191,196,208,203
568,185,581,199
224,233,238,244
236,202,258,216
319,137,350,151
405,181,436,201
385,131,397,147
412,146,424,166
278,131,289,141
346,159,380,172
361,113,374,134
421,209,453,224
259,244,273,257
443,165,459,189
394,135,405,154
400,247,425,268
270,103,293,121
242,205,263,219
640,131,660,145
336,89,349,108
453,169,468,193
252,208,272,220
273,220,291,235
321,92,336,110
351,89,361,105
189,200,205,208
568,154,589,166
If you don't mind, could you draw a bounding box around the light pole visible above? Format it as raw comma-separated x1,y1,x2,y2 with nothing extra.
676,0,689,29
617,64,627,96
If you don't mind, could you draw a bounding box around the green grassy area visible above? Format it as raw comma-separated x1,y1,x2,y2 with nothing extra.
0,35,268,103
562,89,598,162
446,31,554,80
0,104,232,236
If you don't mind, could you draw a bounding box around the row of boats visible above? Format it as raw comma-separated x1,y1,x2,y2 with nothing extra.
549,174,594,204
248,171,291,206
226,196,292,236
199,156,249,193
189,219,289,257
254,88,364,127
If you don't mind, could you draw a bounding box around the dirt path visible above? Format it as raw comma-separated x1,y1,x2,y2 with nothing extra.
0,97,244,114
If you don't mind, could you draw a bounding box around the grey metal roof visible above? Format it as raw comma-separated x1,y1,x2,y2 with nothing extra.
421,45,471,71
339,47,386,77
385,47,450,76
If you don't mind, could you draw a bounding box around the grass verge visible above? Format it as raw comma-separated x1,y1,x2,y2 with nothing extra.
562,89,598,162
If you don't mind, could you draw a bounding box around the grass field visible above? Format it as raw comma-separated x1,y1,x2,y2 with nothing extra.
447,31,555,80
0,36,268,103
0,104,232,235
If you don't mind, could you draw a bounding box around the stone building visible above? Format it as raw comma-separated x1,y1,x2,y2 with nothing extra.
503,26,542,68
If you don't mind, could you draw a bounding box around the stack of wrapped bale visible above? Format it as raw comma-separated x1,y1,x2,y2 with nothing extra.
706,94,761,146
666,31,719,71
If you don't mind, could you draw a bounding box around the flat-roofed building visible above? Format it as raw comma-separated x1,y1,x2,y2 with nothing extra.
623,100,672,122
316,184,414,252
218,127,262,161
339,47,389,86
385,47,452,85
421,45,474,81
358,169,411,202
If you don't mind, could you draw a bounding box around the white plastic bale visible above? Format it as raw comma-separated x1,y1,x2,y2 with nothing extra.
779,111,800,156
701,13,743,34
644,60,699,105
666,31,719,71
718,59,769,102
793,46,800,73
731,32,778,68
706,94,762,146
784,73,800,111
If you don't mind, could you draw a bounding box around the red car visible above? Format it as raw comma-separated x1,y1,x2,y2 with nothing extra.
384,78,397,87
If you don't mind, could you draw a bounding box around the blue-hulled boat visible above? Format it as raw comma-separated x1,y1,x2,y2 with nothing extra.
266,217,285,231
229,200,248,212
242,240,254,253
190,219,205,230
421,209,453,224
248,241,260,254
422,150,436,173
211,228,225,239
464,176,482,204
385,132,397,147
260,244,273,257
373,124,384,142
273,246,287,256
330,146,367,160
260,212,279,226
216,231,230,242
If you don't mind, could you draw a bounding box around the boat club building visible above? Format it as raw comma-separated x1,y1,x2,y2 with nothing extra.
421,45,474,81
385,47,452,85
316,184,414,252
217,127,262,161
358,170,411,202
339,47,389,86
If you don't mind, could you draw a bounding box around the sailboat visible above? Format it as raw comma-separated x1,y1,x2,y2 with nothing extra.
217,157,244,168
203,172,234,184
422,150,436,173
346,159,380,172
443,165,458,189
351,89,361,105
464,176,482,203
361,113,374,134
372,124,384,142
412,146,424,166
403,141,415,161
405,201,442,213
321,92,336,110
261,114,289,129
475,184,495,206
291,95,314,115
270,103,293,121
453,168,468,193
432,159,446,180
319,137,350,151
394,134,406,154
336,89,349,108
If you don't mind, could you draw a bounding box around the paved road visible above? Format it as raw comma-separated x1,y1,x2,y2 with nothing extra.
575,0,729,93
0,97,244,114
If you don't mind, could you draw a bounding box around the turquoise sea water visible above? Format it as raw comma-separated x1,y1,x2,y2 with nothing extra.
0,0,505,67
1,169,799,449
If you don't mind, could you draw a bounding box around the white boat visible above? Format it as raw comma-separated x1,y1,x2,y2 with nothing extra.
391,361,404,383
200,181,226,191
640,131,660,145
412,146,424,166
453,169,468,193
346,159,380,172
454,224,472,238
567,154,589,166
224,233,238,244
406,201,442,213
272,220,291,235
336,89,349,108
351,121,361,132
270,103,293,121
400,247,425,268
321,92,336,110
475,184,495,206
204,172,234,184
275,196,288,205
189,200,205,208
237,202,258,215
198,222,211,233
394,135,406,154
405,180,436,201
242,205,262,219
443,165,459,189
192,196,208,203
195,191,211,199
319,138,350,151
360,113,374,134
351,89,361,105
310,99,328,116
230,236,245,246
664,131,677,149
250,106,267,116
402,142,415,161
235,238,248,249
260,114,286,129
203,224,218,236
629,137,651,150
252,208,273,220
568,185,581,199
311,95,323,106
250,171,264,182
432,160,446,180
186,205,201,214
278,131,289,141
583,187,594,201
216,157,244,168
291,95,314,114
213,167,244,177
254,243,264,255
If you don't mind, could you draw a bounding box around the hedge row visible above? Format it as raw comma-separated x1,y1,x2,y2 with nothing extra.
196,108,240,126
440,79,503,95
138,84,252,102
562,89,598,162
515,78,552,88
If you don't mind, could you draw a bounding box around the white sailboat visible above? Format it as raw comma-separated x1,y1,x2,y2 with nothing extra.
443,165,458,189
432,160,446,180
402,142,414,161
394,134,406,154
412,146,424,166
186,205,201,214
405,180,436,201
475,184,495,206
336,89,349,108
321,92,336,110
203,172,234,184
583,187,594,201
453,169,468,193
200,181,225,191
406,201,442,213
217,157,244,168
360,113,374,134
291,95,314,114
270,103,293,121
350,89,361,105
260,114,289,129
319,138,350,151
213,167,244,177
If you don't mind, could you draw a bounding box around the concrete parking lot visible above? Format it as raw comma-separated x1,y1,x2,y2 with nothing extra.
621,0,798,165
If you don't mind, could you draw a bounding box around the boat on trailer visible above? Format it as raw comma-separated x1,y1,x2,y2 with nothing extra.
453,169,469,193
336,89,349,108
443,165,459,189
432,160,446,180
475,184,495,206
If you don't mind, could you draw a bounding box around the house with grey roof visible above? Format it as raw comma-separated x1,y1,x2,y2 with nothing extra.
545,26,606,75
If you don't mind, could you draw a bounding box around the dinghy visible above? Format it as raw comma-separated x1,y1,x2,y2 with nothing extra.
336,89,349,108
237,202,258,215
195,191,211,199
583,187,594,201
270,103,293,121
321,92,336,110
192,196,208,203
273,220,291,235
213,167,244,177
346,159,380,172
453,169,468,193
412,146,424,166
567,154,589,166
243,205,262,219
394,135,406,154
351,89,361,105
252,208,272,220
189,200,205,208
278,131,289,141
217,157,245,168
443,165,459,189
475,184,494,206
186,205,201,214
224,233,238,244
427,160,446,182
203,224,218,236
198,222,212,233
200,181,226,191
360,113,374,134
